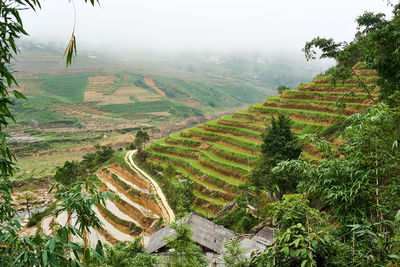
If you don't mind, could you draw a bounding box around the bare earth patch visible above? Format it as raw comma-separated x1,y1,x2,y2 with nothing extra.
84,86,160,104
143,77,166,96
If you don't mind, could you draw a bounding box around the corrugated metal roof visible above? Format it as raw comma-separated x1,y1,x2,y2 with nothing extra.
146,213,234,254
252,226,276,246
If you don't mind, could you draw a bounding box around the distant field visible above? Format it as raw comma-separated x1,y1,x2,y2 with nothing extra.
99,100,202,118
41,74,90,103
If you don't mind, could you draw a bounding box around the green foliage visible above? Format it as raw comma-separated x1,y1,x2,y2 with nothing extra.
223,237,250,267
102,237,158,267
303,3,400,103
135,130,150,162
171,178,195,218
352,218,400,265
165,222,208,267
253,223,331,267
99,100,203,117
277,85,290,94
269,103,400,266
55,160,85,186
250,114,302,196
216,196,260,233
40,74,90,103
152,76,264,108
81,145,115,173
26,202,56,228
252,194,334,267
55,145,115,186
269,194,326,230
134,130,150,152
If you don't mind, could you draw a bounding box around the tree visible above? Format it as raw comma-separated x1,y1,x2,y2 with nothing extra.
251,195,335,267
134,129,150,162
102,237,159,267
270,103,400,266
17,192,37,219
134,129,150,152
303,2,400,104
172,178,195,219
223,237,250,267
55,160,84,186
250,114,302,197
277,85,290,95
166,222,208,267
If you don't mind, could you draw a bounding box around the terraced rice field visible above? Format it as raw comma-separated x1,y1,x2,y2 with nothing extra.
40,164,168,245
145,65,379,216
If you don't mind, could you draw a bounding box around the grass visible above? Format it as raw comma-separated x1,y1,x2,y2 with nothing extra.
41,74,90,103
14,150,85,181
98,100,202,118
193,189,228,205
193,205,215,218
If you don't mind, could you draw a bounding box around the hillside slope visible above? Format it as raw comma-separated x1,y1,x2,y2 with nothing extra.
143,64,379,216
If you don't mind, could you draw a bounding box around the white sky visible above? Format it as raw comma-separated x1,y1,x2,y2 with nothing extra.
21,0,393,54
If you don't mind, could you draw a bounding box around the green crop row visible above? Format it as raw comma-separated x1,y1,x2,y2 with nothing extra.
194,197,223,212
201,121,261,139
151,141,198,159
298,82,376,90
232,110,326,133
97,204,142,235
249,103,342,122
208,144,258,166
99,100,203,118
199,151,249,178
283,89,376,99
153,160,234,201
193,189,228,205
165,132,202,147
110,173,144,199
41,74,90,104
265,95,368,110
218,117,266,132
153,139,249,176
184,128,262,152
193,205,215,217
148,150,242,188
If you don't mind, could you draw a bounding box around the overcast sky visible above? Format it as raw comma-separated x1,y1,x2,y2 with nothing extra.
21,0,393,54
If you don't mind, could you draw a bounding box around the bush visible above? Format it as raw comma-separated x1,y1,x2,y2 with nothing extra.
27,202,56,228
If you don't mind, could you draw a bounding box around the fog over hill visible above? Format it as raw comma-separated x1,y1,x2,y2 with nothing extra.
20,0,392,54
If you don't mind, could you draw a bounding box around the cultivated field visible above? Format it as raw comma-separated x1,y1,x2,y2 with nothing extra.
144,64,379,217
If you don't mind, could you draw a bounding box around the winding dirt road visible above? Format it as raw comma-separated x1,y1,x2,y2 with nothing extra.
125,150,175,223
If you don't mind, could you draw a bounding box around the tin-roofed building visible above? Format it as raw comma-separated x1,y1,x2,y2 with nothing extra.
146,213,275,266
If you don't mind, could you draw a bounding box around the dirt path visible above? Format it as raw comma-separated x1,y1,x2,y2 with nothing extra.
144,77,166,96
125,150,175,223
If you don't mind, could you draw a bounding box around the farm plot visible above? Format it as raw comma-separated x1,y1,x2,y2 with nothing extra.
41,163,170,245
142,64,378,216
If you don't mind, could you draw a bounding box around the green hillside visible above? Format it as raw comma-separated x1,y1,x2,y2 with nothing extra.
143,65,378,216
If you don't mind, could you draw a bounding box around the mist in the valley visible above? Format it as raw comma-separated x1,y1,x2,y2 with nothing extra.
20,0,393,69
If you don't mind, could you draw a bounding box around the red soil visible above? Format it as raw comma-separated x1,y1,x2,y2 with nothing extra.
143,77,166,97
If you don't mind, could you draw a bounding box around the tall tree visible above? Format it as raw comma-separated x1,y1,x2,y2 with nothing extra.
134,130,150,162
250,114,302,197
